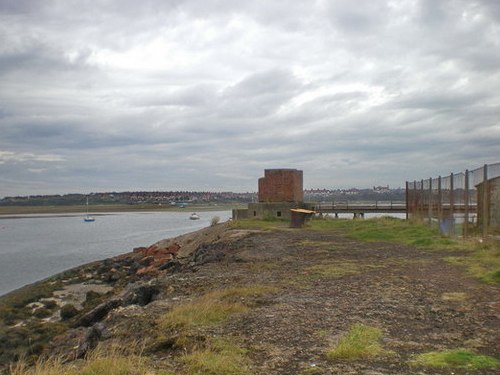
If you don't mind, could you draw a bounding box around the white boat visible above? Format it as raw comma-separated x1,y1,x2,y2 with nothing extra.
189,213,200,220
84,197,95,222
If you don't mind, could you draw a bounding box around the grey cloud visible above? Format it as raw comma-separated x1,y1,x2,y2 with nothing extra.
0,0,499,196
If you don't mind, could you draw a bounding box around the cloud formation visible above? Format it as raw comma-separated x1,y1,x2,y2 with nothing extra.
1,0,499,196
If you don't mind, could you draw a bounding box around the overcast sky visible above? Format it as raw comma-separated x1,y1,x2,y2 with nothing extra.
1,0,499,197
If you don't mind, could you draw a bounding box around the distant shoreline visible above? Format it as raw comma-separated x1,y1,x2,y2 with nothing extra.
0,203,243,216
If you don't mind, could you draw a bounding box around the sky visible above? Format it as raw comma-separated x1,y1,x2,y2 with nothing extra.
1,0,499,197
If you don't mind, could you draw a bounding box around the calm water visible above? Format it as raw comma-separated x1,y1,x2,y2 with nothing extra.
0,210,230,296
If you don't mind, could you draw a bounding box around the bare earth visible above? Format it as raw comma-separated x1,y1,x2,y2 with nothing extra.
5,222,499,374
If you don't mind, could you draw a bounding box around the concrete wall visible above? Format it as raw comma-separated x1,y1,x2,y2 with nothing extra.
477,175,500,233
258,169,303,203
233,202,314,221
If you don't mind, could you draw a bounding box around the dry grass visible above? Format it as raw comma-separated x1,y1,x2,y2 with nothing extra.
160,285,278,330
181,337,249,375
326,324,389,361
9,344,170,375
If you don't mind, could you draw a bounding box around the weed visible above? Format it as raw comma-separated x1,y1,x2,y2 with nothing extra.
326,324,388,361
181,337,249,375
410,349,499,370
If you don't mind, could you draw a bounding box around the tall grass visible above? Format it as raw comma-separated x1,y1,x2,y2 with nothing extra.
9,344,171,375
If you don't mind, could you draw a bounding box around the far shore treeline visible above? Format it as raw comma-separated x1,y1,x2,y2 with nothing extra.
0,189,405,207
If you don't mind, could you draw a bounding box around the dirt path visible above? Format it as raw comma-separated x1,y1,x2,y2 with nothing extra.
159,227,500,374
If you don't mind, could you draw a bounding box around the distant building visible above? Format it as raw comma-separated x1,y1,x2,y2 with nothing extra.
373,185,390,193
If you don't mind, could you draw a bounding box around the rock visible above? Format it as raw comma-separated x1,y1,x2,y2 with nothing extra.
76,322,111,359
122,285,160,306
139,256,155,266
75,298,122,327
60,304,79,321
159,260,183,272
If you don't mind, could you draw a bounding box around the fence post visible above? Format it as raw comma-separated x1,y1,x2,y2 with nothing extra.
405,181,409,220
420,179,424,220
464,169,469,238
449,172,454,237
482,164,488,238
438,176,442,226
428,177,433,224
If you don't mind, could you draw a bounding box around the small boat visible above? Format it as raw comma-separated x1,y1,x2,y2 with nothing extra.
83,197,95,222
189,213,200,220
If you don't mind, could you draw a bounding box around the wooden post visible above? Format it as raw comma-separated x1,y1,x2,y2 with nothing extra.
464,169,469,238
482,164,488,238
427,177,433,224
449,172,454,237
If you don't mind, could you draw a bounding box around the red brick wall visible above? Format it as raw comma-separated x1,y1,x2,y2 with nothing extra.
258,169,303,203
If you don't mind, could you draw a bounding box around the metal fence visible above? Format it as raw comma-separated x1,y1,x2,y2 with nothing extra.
406,162,500,237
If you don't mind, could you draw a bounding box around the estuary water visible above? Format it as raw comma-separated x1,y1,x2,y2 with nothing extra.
0,210,231,296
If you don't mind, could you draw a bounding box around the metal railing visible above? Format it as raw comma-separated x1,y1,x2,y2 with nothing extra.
406,162,500,237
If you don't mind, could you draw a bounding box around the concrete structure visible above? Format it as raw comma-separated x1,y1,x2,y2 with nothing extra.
477,175,500,234
233,169,312,220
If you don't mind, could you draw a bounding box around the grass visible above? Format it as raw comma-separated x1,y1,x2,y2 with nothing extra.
311,217,500,284
9,344,173,375
310,217,463,250
160,285,277,330
326,324,389,361
411,349,500,370
181,337,249,375
304,262,361,281
444,238,500,284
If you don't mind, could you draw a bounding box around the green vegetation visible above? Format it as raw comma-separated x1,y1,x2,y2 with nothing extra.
181,337,249,375
445,238,500,284
411,349,500,370
309,217,500,284
326,324,389,361
310,217,462,249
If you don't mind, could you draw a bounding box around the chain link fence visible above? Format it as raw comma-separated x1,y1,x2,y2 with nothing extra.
406,162,500,237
